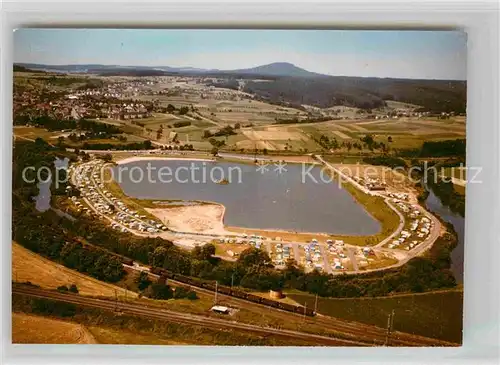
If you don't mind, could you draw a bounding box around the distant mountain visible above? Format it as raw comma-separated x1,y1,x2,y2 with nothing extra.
15,62,322,78
227,62,323,78
13,62,466,112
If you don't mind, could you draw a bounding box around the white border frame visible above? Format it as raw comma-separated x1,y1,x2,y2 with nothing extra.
1,1,499,364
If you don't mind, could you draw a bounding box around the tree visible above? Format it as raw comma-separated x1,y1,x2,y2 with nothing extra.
145,283,174,300
211,147,219,156
179,106,189,115
69,284,79,293
237,247,272,268
57,285,69,292
102,153,113,162
136,271,152,291
201,243,216,259
166,104,176,113
388,136,393,143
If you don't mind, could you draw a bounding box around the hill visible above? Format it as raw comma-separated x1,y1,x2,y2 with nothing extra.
228,62,322,78
12,242,137,298
243,76,466,112
12,313,97,344
15,62,466,112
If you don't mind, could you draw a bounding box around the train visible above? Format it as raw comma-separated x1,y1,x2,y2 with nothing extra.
149,266,315,317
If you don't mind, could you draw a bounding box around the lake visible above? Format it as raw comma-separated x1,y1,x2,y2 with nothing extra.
113,160,381,235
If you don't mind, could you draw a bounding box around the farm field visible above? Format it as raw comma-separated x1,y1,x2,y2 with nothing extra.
13,126,62,141
295,117,466,151
87,326,189,345
287,289,463,343
12,242,138,298
12,312,97,344
331,163,417,194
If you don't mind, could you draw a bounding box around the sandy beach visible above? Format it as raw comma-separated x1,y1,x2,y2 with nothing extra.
146,204,228,235
116,156,216,165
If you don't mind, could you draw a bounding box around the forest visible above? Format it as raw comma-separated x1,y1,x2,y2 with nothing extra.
243,76,466,112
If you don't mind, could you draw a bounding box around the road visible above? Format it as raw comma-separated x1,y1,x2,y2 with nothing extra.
314,155,442,275
375,198,406,248
192,112,223,127
292,243,301,264
315,155,375,195
90,163,158,231
69,154,442,277
347,248,359,272
318,244,332,274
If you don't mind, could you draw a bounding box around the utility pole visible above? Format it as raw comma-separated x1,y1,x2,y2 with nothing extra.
303,302,307,322
314,294,318,314
231,273,234,289
214,281,218,305
114,289,118,312
384,310,395,346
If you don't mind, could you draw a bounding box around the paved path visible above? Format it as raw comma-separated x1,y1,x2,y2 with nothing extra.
375,198,406,248
315,155,375,195
347,248,359,272
292,243,301,264
265,241,273,257
68,156,442,277
318,245,332,274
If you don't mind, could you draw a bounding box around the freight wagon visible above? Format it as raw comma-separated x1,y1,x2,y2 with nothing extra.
147,266,315,317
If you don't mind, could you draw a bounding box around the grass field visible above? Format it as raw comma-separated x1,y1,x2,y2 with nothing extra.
12,312,97,344
295,117,465,151
13,126,61,141
12,242,137,298
87,326,189,345
287,289,463,343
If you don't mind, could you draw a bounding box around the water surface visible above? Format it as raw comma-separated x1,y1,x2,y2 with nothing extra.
425,190,465,282
114,160,381,235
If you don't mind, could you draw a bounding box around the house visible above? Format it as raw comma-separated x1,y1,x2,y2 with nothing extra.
211,305,230,314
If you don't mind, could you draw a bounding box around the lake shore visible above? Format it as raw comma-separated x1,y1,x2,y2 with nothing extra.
116,156,216,165
146,204,228,235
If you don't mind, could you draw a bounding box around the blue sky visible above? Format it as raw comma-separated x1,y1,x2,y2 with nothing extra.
14,29,467,80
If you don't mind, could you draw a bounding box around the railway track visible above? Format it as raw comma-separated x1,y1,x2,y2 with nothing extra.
125,266,456,346
13,286,367,346
51,231,446,347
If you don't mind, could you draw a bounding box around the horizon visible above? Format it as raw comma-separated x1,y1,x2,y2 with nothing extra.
14,29,467,80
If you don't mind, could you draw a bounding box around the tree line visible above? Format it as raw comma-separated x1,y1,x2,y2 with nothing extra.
12,140,125,284
79,140,154,151
242,76,466,113
15,115,123,135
